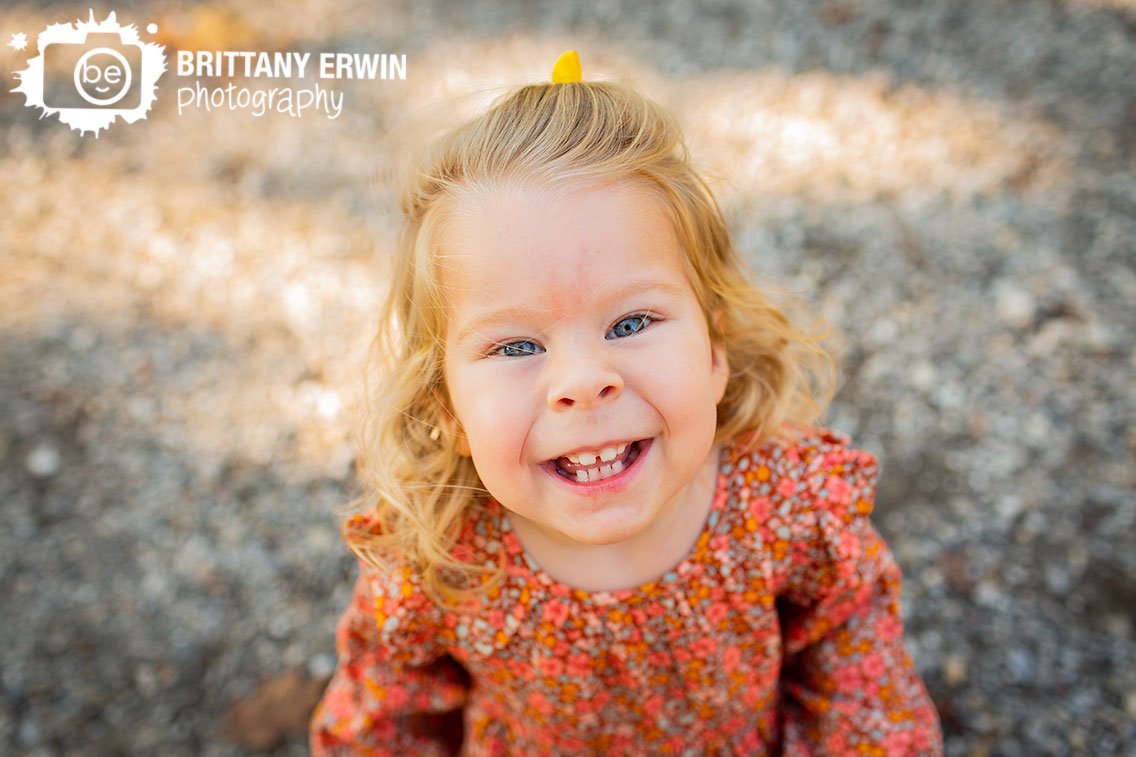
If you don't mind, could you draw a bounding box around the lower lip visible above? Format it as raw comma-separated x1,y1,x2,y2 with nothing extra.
542,439,652,496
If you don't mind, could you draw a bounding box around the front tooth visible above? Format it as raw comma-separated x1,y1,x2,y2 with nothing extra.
576,469,588,483
599,447,617,463
577,451,597,466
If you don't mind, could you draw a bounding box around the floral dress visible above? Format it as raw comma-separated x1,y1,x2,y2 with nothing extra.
310,428,943,755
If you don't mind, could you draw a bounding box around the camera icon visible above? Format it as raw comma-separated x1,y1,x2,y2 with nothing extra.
13,11,167,136
42,31,142,109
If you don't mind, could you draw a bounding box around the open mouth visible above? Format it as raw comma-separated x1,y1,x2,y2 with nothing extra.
550,439,646,483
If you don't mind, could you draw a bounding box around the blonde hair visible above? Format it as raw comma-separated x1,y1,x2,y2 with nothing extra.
346,80,836,605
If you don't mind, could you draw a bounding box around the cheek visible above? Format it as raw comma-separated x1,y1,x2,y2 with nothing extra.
628,352,717,432
650,333,720,398
448,364,533,460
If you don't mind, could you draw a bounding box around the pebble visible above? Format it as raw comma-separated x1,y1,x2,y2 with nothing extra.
24,443,61,478
994,281,1036,328
909,360,937,392
1044,564,1071,595
1007,648,1035,683
944,654,968,685
309,653,336,679
867,318,898,345
974,581,1007,609
18,719,41,747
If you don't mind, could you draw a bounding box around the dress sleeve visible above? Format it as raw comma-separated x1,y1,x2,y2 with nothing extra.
310,560,469,756
776,445,943,756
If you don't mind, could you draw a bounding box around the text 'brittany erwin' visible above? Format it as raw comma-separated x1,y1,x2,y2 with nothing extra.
175,50,407,80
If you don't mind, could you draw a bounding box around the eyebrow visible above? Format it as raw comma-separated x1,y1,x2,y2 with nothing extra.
453,278,687,344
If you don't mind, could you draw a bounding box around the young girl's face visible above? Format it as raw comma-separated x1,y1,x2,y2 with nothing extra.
441,181,728,550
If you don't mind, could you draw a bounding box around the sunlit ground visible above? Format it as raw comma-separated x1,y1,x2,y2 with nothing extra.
0,18,1076,475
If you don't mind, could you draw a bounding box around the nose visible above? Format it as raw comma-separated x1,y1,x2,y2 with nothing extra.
546,350,624,411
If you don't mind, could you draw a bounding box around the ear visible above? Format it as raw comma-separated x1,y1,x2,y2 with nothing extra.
454,429,472,457
433,389,472,457
436,414,472,457
707,308,730,404
710,338,730,405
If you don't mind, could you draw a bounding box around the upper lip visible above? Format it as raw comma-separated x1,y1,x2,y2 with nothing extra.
547,437,643,461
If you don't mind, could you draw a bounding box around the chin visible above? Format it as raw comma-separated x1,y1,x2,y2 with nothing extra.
565,508,655,546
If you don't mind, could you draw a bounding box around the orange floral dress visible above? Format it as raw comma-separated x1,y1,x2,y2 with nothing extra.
310,428,943,755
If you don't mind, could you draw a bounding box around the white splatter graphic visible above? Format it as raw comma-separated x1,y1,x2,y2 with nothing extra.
11,10,166,137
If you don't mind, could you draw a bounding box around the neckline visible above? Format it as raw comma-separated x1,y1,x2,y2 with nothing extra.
493,442,734,605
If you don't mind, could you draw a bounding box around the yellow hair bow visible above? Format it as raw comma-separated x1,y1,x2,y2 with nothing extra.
551,50,582,83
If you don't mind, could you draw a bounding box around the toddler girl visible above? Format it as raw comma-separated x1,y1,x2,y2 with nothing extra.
311,52,942,755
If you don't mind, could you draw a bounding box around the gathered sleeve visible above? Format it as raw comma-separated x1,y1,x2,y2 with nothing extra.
775,443,943,756
310,560,469,756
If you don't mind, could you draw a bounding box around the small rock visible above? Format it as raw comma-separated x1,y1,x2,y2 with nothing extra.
25,443,61,478
308,653,335,679
125,396,158,423
994,281,1035,328
68,327,97,351
1044,564,1071,595
1104,614,1131,639
268,615,292,640
867,318,898,345
134,665,158,695
909,360,937,392
1023,413,1052,445
1008,648,1034,683
997,495,1024,521
944,654,968,685
975,581,1006,608
18,717,40,747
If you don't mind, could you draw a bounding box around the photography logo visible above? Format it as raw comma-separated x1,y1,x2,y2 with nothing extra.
11,10,166,137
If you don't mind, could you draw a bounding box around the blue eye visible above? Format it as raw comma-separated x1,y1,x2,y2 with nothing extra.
606,313,654,340
492,340,545,358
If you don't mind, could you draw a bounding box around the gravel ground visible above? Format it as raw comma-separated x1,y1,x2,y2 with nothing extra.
2,1,1134,755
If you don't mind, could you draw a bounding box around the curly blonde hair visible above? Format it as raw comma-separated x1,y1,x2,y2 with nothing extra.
345,79,837,605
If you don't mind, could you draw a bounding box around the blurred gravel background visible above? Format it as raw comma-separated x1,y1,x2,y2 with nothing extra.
2,0,1134,755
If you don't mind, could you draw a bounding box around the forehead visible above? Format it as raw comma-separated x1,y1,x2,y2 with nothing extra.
437,181,692,322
